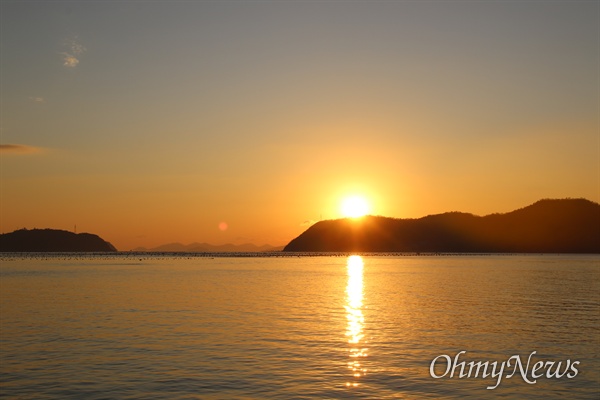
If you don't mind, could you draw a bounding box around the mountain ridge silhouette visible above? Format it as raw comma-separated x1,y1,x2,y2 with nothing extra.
284,198,600,253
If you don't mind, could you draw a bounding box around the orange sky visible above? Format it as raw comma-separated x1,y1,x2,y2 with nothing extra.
1,1,598,250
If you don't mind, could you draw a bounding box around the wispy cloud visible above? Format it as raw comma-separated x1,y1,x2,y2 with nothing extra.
28,96,45,103
61,36,86,68
0,144,43,154
62,54,80,68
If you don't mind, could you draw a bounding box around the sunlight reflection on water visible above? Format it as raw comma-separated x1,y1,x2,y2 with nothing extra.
345,255,368,388
0,254,598,399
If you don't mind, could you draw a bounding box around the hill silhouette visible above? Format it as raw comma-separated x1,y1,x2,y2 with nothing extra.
132,242,283,252
0,228,117,252
283,199,600,253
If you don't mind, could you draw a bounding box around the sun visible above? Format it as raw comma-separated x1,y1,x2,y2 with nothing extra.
341,196,370,218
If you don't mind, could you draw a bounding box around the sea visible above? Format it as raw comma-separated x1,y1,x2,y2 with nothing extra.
0,253,598,399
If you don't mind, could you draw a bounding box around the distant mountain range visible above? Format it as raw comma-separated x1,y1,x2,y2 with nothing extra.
132,242,283,253
0,229,117,252
0,228,282,253
284,198,600,253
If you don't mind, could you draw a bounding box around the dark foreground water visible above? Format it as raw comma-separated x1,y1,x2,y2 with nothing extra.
0,253,598,399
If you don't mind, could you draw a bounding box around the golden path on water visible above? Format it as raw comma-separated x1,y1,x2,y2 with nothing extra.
345,255,368,388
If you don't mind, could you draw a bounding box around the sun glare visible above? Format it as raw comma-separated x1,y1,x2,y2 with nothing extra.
341,196,370,218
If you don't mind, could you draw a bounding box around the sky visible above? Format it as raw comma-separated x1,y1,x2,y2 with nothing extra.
1,0,598,250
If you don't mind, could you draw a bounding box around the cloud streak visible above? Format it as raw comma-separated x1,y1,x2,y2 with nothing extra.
0,144,43,154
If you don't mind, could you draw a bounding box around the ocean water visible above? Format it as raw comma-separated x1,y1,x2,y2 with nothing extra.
0,253,598,399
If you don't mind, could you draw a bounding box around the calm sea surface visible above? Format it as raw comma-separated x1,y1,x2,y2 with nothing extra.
0,253,598,399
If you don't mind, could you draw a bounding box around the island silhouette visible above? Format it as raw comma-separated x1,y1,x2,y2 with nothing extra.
0,228,117,252
284,198,600,253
